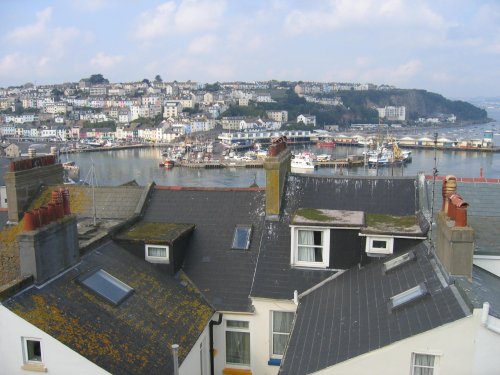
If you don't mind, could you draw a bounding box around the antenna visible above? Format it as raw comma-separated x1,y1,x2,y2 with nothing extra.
83,160,99,226
428,131,439,254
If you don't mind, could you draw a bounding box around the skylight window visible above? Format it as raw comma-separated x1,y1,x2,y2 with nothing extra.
383,251,416,274
389,283,428,311
79,269,134,305
232,225,252,250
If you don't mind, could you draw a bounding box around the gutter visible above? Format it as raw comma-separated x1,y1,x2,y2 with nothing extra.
209,312,223,375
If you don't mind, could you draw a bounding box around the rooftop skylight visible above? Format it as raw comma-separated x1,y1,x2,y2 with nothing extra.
389,282,428,311
383,251,416,274
79,269,134,305
232,225,252,250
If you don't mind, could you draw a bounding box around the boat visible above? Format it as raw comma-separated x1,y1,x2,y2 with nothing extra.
159,158,175,168
317,138,336,148
291,155,316,170
62,161,80,181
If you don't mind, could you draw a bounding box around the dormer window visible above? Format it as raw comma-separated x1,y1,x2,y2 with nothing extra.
145,244,170,263
365,236,394,255
291,227,330,268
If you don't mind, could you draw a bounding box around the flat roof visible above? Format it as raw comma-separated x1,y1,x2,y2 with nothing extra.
292,208,365,227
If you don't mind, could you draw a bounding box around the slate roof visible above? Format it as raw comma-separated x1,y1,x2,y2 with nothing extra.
142,186,265,312
427,180,500,256
251,174,420,300
4,240,214,375
0,210,8,231
280,242,469,375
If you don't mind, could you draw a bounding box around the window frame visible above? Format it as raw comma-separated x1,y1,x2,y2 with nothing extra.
145,244,170,264
225,319,251,368
365,235,394,255
22,337,44,365
290,226,330,268
411,352,439,375
270,311,295,359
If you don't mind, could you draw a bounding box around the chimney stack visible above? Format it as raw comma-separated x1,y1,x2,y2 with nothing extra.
263,136,291,220
435,178,474,280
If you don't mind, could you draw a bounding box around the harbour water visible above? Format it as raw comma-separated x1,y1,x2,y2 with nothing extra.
69,117,500,188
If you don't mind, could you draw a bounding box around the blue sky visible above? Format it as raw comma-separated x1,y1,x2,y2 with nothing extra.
1,0,499,98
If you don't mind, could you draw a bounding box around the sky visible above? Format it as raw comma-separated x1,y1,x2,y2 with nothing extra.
0,0,499,99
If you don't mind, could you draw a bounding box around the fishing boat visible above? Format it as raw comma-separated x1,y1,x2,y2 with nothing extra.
62,161,80,181
159,158,175,168
317,137,336,148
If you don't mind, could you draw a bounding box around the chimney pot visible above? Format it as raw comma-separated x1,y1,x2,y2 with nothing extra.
455,207,468,227
24,211,36,231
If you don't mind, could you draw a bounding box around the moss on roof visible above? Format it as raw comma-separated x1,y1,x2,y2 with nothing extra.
295,208,334,222
365,214,419,233
121,222,195,243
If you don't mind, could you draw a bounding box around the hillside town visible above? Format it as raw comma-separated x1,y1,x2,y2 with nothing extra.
0,78,463,146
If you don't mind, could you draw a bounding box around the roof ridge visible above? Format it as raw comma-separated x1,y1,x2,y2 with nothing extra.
154,185,265,192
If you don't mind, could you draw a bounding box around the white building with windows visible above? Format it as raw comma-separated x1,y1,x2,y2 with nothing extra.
377,106,406,121
297,114,316,126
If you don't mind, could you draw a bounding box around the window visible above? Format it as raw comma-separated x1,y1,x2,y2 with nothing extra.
271,311,294,358
232,226,252,250
389,283,428,311
226,320,250,366
79,269,134,305
383,251,416,273
145,244,169,263
23,338,42,363
365,236,394,255
411,353,437,375
292,227,330,268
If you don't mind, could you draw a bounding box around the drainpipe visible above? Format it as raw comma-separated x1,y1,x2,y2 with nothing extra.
209,313,223,375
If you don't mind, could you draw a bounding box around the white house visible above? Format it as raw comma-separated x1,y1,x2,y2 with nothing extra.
297,114,316,126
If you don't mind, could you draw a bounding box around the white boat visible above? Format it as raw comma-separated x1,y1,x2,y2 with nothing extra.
291,156,316,170
62,161,80,180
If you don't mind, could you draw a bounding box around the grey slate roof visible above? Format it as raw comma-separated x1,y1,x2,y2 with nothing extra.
251,174,420,300
142,187,265,312
280,242,469,375
4,240,214,375
427,180,500,256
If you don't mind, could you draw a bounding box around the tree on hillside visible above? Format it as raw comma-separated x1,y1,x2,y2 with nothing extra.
88,74,109,85
142,78,150,86
155,75,163,83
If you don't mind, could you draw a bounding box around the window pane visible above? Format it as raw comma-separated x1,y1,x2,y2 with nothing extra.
313,231,322,246
226,331,250,365
148,246,167,257
80,269,133,305
273,333,288,356
227,320,249,329
27,340,42,362
273,311,294,333
232,226,251,250
372,240,387,249
413,354,435,375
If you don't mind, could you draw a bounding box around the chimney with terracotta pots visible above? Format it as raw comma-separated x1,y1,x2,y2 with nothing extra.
435,175,474,280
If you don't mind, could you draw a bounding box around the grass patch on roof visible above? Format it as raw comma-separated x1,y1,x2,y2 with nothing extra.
124,222,193,241
295,208,335,222
366,214,416,230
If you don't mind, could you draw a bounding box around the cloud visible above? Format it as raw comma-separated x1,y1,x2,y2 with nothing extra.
174,0,226,33
283,0,445,35
134,0,226,40
6,7,52,42
135,2,176,40
0,53,24,73
90,52,124,69
188,35,217,54
71,0,107,11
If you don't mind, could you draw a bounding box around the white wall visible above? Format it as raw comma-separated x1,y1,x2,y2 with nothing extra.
0,186,7,209
212,298,297,375
180,324,211,375
0,305,109,374
251,298,297,375
313,309,500,375
474,256,500,278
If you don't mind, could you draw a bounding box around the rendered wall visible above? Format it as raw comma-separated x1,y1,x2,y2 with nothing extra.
18,216,79,285
0,305,109,375
179,324,211,375
5,164,63,222
313,309,500,375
